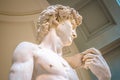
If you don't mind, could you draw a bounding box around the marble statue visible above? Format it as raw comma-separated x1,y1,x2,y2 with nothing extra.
9,5,111,80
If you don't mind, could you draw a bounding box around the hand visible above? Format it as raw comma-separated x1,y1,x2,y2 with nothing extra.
64,53,84,69
81,48,111,80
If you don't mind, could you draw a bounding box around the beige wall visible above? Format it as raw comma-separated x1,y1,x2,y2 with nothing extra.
0,0,49,79
0,21,36,80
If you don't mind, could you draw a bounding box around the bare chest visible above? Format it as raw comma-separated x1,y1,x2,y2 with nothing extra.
35,49,70,74
32,49,79,80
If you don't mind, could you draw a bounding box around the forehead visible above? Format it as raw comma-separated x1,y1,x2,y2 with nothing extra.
58,19,77,29
62,20,73,27
66,19,77,26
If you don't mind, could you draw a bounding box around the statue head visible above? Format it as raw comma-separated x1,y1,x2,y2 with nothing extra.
36,4,82,43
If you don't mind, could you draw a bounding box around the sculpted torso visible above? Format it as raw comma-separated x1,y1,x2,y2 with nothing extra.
9,5,111,80
34,48,79,80
9,42,79,80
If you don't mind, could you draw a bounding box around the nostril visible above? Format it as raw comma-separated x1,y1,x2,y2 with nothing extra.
72,34,77,38
72,30,77,38
73,34,75,37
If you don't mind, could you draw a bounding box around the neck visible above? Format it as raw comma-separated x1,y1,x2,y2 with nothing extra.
39,28,63,55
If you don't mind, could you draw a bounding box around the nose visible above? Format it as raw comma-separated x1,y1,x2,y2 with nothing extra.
72,30,77,38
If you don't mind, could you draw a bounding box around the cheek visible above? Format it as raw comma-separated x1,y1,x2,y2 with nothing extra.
56,27,70,42
57,28,67,38
60,27,72,38
63,25,72,36
56,23,72,41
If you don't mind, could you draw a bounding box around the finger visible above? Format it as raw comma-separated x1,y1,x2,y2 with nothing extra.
84,61,92,69
85,58,95,63
81,48,95,55
82,48,101,55
83,58,93,69
82,53,97,62
89,48,102,55
84,59,98,69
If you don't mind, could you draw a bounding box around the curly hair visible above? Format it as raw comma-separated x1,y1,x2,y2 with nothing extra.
36,4,82,43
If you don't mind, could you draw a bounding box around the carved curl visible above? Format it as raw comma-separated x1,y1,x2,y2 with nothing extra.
36,4,82,43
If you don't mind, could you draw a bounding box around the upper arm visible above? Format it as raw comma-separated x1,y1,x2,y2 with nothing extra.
9,42,35,80
12,42,34,63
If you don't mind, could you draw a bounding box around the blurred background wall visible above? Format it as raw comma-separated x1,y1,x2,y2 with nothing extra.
0,0,120,80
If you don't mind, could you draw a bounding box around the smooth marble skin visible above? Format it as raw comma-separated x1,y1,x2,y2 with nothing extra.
9,5,111,80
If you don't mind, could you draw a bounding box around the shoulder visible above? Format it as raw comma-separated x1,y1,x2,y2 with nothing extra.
15,42,47,58
14,41,38,53
16,41,37,49
12,42,39,62
17,41,36,47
